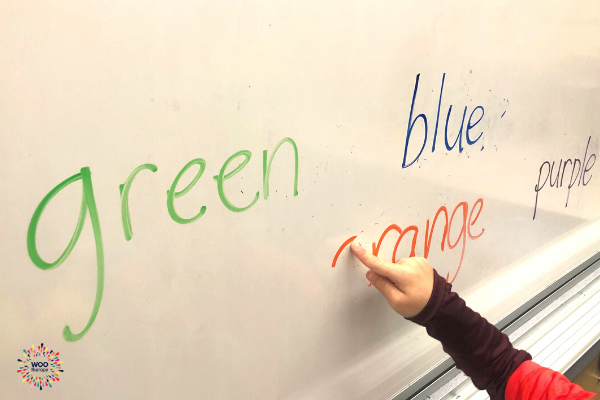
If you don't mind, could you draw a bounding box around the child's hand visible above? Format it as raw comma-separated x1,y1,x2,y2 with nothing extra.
351,240,434,318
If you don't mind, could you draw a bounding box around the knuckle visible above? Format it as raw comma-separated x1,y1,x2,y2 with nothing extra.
394,257,407,265
371,255,387,269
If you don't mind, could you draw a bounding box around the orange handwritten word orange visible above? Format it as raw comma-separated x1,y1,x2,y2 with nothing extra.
331,198,484,284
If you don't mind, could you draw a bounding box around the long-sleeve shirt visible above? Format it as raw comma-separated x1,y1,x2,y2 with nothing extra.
406,269,597,400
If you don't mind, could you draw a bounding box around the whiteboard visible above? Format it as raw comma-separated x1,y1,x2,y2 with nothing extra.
2,1,600,399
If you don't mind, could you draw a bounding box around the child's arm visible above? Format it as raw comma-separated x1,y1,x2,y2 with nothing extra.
406,268,531,400
350,241,597,400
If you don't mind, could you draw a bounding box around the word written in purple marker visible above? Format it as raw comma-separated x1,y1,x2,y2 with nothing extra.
533,136,596,220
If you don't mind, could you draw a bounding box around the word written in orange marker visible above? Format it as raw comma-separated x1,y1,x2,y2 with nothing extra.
331,198,484,284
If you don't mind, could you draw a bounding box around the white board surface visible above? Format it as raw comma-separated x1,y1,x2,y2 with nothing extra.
2,1,600,399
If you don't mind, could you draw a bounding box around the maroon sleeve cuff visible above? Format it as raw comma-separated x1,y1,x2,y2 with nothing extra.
406,267,448,325
407,269,532,400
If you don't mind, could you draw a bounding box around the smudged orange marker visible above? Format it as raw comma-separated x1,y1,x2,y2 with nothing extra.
331,236,358,268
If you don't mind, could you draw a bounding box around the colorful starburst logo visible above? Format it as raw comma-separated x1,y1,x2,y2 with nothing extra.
17,343,64,390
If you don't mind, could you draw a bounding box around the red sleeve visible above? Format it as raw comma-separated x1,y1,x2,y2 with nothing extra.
506,360,596,400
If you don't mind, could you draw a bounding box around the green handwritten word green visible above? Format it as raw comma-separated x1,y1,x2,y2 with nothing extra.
28,137,298,341
27,167,105,342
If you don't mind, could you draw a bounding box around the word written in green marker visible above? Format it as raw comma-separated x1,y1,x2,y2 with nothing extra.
27,137,299,342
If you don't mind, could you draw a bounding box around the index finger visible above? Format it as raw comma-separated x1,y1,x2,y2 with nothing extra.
351,240,398,279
